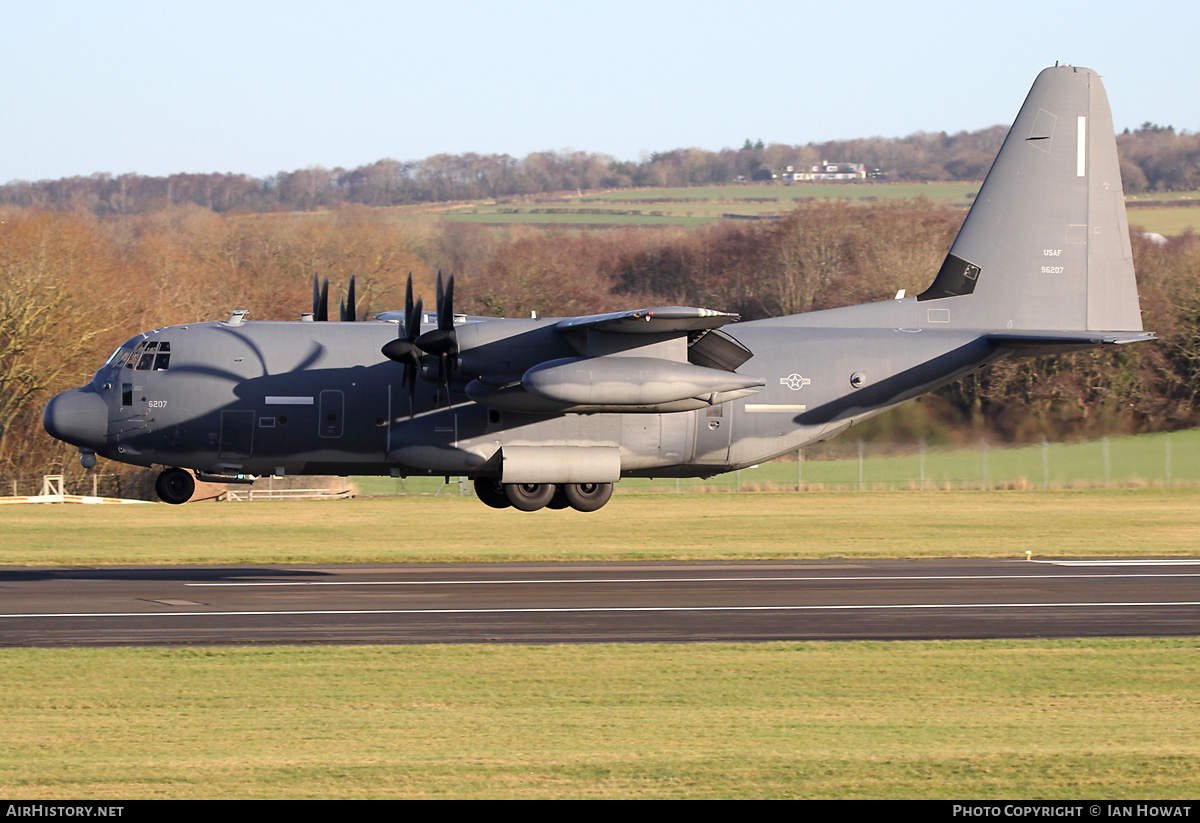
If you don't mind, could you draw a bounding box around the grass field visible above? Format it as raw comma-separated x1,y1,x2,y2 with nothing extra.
1126,206,1200,236
4,487,1200,566
350,429,1200,498
440,182,980,228
3,639,1199,799
4,480,1199,798
436,183,1200,236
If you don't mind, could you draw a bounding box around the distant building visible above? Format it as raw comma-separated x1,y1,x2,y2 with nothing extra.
781,162,868,182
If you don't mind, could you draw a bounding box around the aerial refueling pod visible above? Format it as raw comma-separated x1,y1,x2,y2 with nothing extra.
523,356,763,406
465,356,764,413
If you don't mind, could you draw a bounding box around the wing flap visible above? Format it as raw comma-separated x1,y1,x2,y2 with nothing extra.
555,306,739,334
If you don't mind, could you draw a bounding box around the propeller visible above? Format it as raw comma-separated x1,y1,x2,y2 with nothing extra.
416,270,458,404
312,275,329,322
339,275,357,322
380,273,424,415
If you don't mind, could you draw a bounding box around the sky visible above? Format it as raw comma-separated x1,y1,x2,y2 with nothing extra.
1,0,1196,183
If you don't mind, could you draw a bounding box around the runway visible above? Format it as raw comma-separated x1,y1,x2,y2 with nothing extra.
1,559,1198,646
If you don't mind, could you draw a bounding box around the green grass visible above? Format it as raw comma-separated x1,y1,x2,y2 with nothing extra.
439,182,981,228
4,481,1200,798
352,430,1200,496
3,640,1199,798
1126,207,1200,236
6,432,1200,798
1126,189,1200,204
575,182,982,203
435,182,1200,235
4,488,1200,566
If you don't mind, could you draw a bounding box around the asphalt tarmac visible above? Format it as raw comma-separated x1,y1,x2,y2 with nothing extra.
2,558,1199,646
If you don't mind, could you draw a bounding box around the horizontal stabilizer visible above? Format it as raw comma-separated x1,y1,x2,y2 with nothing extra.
987,331,1157,352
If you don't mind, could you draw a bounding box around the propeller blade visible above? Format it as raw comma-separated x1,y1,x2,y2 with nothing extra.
317,277,329,322
344,275,356,322
404,273,415,337
416,272,458,355
439,273,455,332
407,295,424,415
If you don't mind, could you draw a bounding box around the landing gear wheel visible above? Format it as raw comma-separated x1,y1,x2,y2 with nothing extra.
155,468,196,505
563,482,614,512
547,486,571,509
474,477,511,509
504,483,556,512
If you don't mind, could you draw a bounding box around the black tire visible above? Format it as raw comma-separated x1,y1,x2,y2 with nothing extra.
474,477,511,509
504,483,556,512
563,482,613,512
155,468,195,505
547,486,571,509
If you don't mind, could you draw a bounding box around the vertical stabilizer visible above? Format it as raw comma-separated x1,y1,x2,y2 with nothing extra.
918,66,1142,332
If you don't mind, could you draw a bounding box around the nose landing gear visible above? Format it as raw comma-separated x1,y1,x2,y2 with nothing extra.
155,468,196,505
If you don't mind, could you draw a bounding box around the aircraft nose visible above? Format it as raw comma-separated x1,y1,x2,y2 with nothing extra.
43,389,108,448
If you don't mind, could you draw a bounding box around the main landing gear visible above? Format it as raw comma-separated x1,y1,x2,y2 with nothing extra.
473,477,613,513
154,467,196,505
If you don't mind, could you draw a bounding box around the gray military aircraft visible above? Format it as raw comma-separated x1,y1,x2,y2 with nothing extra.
43,65,1154,511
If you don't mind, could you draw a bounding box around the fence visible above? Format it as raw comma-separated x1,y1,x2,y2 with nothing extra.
352,431,1200,497
619,431,1200,493
7,431,1197,501
0,473,129,499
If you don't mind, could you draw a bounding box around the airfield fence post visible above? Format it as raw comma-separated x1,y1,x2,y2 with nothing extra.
980,439,988,490
919,439,926,491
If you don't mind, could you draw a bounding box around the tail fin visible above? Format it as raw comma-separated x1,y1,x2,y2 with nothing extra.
918,65,1142,332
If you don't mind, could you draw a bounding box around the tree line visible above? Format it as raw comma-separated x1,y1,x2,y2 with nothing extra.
3,199,1199,492
2,123,1196,216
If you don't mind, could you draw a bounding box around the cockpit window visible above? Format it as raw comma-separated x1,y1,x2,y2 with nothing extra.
126,340,172,371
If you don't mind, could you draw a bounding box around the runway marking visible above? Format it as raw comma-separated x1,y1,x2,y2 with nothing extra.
183,572,1200,587
1032,560,1200,566
4,601,1200,620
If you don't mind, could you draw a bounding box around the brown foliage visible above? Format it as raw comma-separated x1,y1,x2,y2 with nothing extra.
3,200,1199,488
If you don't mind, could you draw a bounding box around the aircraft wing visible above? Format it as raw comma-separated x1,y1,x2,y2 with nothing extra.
554,306,739,334
555,306,753,372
